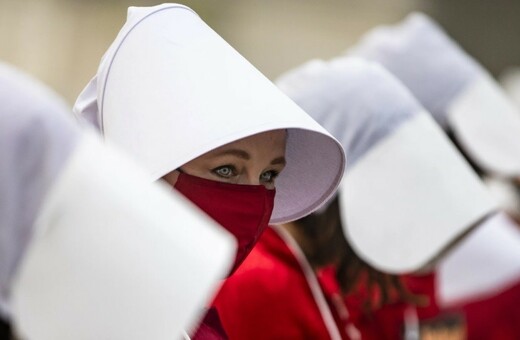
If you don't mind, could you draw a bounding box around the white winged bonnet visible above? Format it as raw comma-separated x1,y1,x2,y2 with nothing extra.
352,13,520,179
74,4,345,223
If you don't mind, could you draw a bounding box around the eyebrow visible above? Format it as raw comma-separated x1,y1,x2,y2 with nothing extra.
214,149,286,166
215,149,250,160
271,157,286,166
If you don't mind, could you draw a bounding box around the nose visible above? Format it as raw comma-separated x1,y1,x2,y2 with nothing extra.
238,171,275,190
239,172,261,186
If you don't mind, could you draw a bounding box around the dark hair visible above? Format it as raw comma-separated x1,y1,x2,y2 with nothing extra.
0,318,12,340
445,128,485,178
295,195,425,311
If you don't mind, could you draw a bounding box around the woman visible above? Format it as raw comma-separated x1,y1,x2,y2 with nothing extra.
352,13,520,339
212,58,497,339
74,4,345,338
0,61,237,340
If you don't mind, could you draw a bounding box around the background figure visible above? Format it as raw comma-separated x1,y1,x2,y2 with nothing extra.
0,61,236,340
352,12,520,339
213,58,496,339
73,4,345,338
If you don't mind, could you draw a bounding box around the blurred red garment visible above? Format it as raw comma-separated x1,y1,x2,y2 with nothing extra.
214,225,520,339
213,227,441,339
213,226,336,339
449,279,520,340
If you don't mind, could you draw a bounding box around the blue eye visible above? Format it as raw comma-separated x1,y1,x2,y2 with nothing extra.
212,166,236,178
260,170,279,183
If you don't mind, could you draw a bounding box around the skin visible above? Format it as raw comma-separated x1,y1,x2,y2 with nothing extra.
162,129,287,190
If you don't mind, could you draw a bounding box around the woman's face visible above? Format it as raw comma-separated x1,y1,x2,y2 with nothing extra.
163,130,287,190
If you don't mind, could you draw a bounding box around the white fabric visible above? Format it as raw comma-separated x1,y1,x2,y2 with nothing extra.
446,74,520,177
277,58,416,169
74,3,345,224
342,113,495,273
437,212,520,306
352,12,520,178
0,62,235,338
277,58,496,273
11,133,235,340
351,12,480,129
484,177,520,220
0,62,80,318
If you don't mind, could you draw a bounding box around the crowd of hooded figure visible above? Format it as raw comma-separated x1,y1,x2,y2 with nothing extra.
2,3,520,340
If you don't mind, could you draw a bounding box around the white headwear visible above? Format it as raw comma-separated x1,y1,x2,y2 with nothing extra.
276,57,496,273
484,176,520,221
351,13,520,178
0,62,235,339
0,62,80,318
438,212,520,306
74,4,345,224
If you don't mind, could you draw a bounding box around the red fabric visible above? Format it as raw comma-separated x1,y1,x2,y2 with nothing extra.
387,273,520,339
318,268,440,339
174,172,275,274
213,227,438,339
449,280,520,340
213,226,520,339
212,227,332,339
191,307,229,340
213,226,449,339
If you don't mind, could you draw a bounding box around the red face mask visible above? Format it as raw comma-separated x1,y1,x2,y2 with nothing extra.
174,172,276,274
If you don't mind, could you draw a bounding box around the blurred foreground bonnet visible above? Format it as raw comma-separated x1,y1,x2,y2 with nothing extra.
352,13,520,179
0,62,79,319
0,62,235,340
74,3,345,224
276,58,497,273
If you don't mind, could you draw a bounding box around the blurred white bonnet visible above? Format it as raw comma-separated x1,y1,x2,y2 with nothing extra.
277,57,496,273
352,12,520,178
0,62,80,318
351,12,480,128
1,62,234,338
